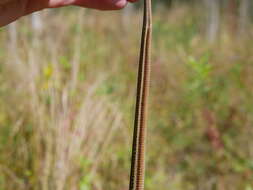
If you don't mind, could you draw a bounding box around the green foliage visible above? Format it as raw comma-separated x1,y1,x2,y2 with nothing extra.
79,157,93,190
186,54,212,99
153,17,198,50
0,175,5,190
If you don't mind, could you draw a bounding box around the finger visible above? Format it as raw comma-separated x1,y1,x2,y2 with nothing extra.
74,0,127,10
110,0,127,9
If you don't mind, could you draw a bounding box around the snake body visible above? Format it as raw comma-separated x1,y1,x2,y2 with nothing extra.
129,0,152,190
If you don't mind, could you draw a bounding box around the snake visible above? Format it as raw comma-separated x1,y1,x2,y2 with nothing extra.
129,0,152,190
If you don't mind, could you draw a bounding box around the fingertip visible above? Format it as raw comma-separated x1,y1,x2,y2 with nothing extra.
73,0,128,10
114,0,127,9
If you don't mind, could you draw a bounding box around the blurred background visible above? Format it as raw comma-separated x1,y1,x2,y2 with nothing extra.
0,0,253,189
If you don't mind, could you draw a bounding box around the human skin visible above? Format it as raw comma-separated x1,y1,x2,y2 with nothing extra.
0,0,138,27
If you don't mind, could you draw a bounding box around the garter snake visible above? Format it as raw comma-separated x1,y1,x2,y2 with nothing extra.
129,0,152,190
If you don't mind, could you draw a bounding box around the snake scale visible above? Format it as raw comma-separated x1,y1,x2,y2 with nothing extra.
129,0,152,190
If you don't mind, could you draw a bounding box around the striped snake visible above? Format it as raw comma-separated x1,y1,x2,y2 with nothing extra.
129,0,152,190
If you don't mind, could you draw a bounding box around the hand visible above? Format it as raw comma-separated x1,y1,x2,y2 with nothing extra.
0,0,138,27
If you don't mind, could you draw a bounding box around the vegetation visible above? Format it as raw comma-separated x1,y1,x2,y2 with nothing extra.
0,3,253,190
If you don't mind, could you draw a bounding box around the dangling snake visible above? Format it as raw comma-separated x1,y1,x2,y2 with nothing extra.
129,0,152,190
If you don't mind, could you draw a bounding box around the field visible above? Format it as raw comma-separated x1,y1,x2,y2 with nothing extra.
0,4,253,190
